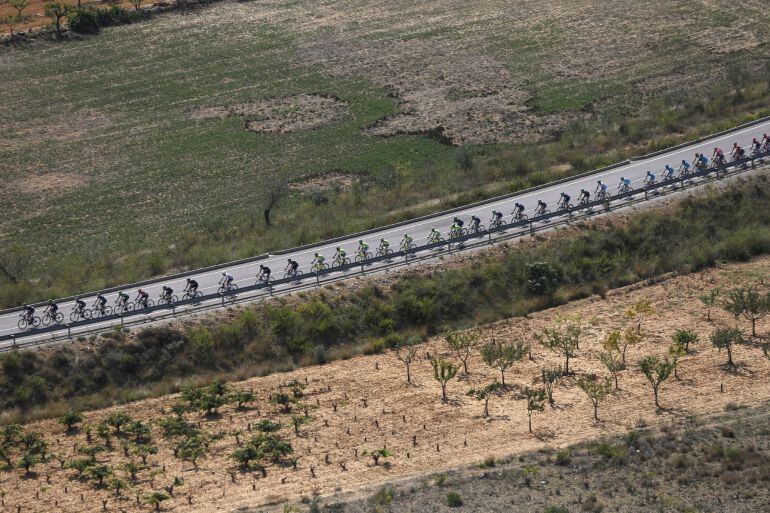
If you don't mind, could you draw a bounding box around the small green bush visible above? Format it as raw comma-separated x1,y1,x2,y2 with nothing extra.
446,491,463,507
67,7,101,34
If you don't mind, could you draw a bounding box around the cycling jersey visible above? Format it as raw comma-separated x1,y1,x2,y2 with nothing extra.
187,280,198,289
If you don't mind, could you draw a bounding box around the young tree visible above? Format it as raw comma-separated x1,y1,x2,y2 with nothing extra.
43,1,69,38
9,0,29,18
18,451,39,475
700,289,719,321
639,356,675,410
723,286,769,337
231,445,262,470
725,61,749,101
625,300,655,334
576,374,613,420
362,448,392,466
270,392,295,414
466,380,502,418
59,410,84,433
537,325,580,374
291,414,309,436
668,342,686,379
710,327,746,367
229,389,256,410
431,358,458,402
85,464,113,487
540,366,561,404
445,331,478,375
619,328,642,365
673,329,698,352
4,14,20,35
597,351,624,390
525,388,546,434
0,244,30,284
144,491,169,512
395,338,419,384
480,338,528,387
106,412,133,434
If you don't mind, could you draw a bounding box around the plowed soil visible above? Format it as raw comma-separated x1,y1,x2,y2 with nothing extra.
4,255,770,512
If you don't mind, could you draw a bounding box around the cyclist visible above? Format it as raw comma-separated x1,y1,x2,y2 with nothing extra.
378,238,391,253
536,200,547,215
357,240,370,256
512,202,525,220
45,299,59,317
135,289,149,308
558,192,570,209
116,290,130,308
333,246,347,265
220,272,234,290
618,176,632,192
401,234,414,250
184,278,198,295
712,147,726,166
94,293,108,313
750,137,761,155
452,216,464,228
257,265,271,283
762,133,770,151
595,180,609,199
469,215,481,231
678,160,691,176
285,258,299,276
644,171,656,185
74,297,86,315
490,210,504,227
730,143,744,161
161,286,173,301
449,220,463,237
697,153,709,169
428,227,442,242
22,304,35,322
579,189,590,204
311,253,326,269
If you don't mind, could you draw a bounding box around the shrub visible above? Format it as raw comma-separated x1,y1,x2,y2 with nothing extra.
67,7,100,33
527,262,561,296
446,491,463,507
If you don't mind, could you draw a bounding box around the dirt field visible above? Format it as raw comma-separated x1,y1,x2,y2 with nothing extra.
3,255,770,512
1,0,769,308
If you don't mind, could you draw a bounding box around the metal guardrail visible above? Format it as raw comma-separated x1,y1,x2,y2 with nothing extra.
4,149,767,348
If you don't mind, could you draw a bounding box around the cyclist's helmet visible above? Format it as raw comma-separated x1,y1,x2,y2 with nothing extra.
336,246,341,251
733,142,738,148
358,240,363,244
380,238,386,242
48,299,53,304
753,137,757,143
138,289,144,294
23,303,27,308
222,272,226,276
186,278,191,283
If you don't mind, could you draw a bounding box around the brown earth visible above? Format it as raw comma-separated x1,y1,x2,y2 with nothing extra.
4,255,770,512
188,95,349,134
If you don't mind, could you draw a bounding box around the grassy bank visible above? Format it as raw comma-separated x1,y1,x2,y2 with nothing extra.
1,0,769,306
2,175,770,423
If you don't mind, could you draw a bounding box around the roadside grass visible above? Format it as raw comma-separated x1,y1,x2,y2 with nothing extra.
1,0,769,306
2,176,770,423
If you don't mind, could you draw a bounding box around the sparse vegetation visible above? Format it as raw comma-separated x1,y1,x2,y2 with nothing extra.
575,374,613,420
537,324,580,374
480,339,528,387
639,356,675,410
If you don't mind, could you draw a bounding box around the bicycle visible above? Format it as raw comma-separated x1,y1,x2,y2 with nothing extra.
448,226,466,239
311,261,328,273
468,221,486,234
182,288,203,300
427,232,444,244
18,312,41,330
41,310,65,326
594,189,609,202
332,254,351,267
217,282,239,294
375,244,393,257
91,304,114,318
158,293,178,306
70,306,92,322
489,216,506,229
400,240,417,253
114,299,132,315
511,211,528,223
534,206,550,218
283,268,303,279
618,182,632,194
133,298,153,310
557,200,573,213
355,250,373,263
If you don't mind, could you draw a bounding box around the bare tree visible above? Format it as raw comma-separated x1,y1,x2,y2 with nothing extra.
258,172,291,227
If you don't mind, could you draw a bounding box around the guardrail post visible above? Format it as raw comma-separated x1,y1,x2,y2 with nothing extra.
11,335,16,349
644,189,648,200
316,273,320,286
67,326,72,340
172,305,176,317
361,262,365,275
529,221,534,235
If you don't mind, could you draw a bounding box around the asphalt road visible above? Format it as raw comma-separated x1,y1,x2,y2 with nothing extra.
3,121,770,344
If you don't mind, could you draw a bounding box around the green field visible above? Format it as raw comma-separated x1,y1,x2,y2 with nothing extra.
1,0,769,305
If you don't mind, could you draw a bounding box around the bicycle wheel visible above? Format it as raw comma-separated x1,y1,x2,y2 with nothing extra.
171,295,178,303
217,285,227,294
70,311,81,323
32,316,42,328
104,306,114,316
18,318,29,330
54,312,64,324
41,314,51,327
